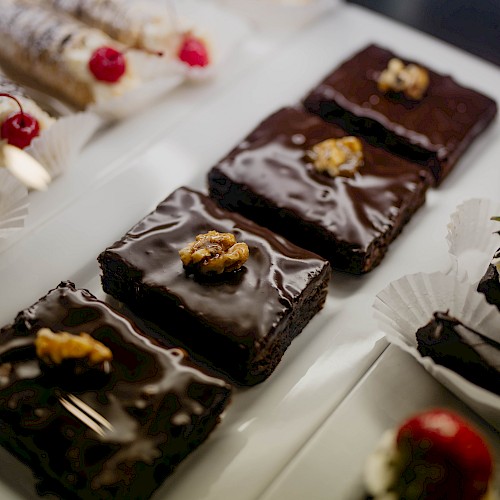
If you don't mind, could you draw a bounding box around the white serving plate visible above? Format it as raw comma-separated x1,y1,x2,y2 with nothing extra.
258,345,500,500
0,2,499,499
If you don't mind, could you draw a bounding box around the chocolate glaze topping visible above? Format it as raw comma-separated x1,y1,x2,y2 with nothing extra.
304,45,497,183
209,107,431,273
416,311,500,395
0,281,231,499
99,188,329,357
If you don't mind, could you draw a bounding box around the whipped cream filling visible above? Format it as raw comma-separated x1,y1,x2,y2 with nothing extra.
63,31,138,103
364,430,497,500
128,3,181,55
0,96,55,132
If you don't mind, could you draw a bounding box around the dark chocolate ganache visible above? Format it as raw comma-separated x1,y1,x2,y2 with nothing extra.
210,106,431,252
99,187,330,354
304,45,497,171
0,281,230,499
416,311,500,395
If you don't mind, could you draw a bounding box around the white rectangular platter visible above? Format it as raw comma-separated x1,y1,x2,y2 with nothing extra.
0,2,498,499
259,345,500,500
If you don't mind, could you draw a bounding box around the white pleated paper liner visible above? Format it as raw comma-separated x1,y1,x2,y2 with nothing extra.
0,170,29,237
26,111,103,180
215,0,337,31
373,271,500,430
446,198,500,285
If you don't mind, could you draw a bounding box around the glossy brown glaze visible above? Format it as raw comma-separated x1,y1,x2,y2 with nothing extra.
303,44,497,184
208,106,431,274
99,187,330,385
416,311,500,395
0,281,231,499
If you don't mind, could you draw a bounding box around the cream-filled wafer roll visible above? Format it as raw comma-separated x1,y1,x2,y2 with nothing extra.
0,0,141,109
0,75,55,149
43,0,181,56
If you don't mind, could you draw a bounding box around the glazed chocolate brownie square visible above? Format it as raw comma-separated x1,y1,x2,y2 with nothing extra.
208,106,431,274
0,281,231,499
303,44,497,184
98,187,331,386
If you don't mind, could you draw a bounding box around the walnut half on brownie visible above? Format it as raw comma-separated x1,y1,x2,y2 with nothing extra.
98,187,331,386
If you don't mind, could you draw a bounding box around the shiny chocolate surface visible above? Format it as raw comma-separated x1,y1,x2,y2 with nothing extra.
303,45,497,180
209,106,430,271
0,281,230,498
416,311,500,395
100,187,329,351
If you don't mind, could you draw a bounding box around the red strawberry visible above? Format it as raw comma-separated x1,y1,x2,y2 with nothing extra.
396,409,493,499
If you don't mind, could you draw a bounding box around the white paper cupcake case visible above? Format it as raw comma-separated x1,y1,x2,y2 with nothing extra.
0,170,29,237
373,270,500,430
26,111,103,179
446,198,500,284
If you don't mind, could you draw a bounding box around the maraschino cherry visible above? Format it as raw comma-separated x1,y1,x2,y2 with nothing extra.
396,409,493,499
0,93,40,149
178,34,210,67
88,46,126,83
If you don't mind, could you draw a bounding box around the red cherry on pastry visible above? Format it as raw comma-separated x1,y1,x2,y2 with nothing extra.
396,409,493,500
178,35,209,67
0,93,40,149
88,46,126,83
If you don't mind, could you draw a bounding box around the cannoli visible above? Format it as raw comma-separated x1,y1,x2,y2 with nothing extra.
44,0,211,67
0,75,55,149
44,0,181,56
0,0,140,108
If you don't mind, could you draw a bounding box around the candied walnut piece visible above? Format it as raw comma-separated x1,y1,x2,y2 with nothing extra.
309,136,364,178
179,230,249,275
377,58,430,100
35,328,113,366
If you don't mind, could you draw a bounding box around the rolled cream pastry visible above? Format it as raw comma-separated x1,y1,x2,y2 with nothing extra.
41,0,181,56
0,0,139,109
0,75,55,138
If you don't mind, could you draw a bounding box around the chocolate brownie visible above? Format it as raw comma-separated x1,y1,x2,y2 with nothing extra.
478,252,500,311
416,311,500,395
303,44,497,184
98,187,331,386
0,281,231,499
208,106,431,274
